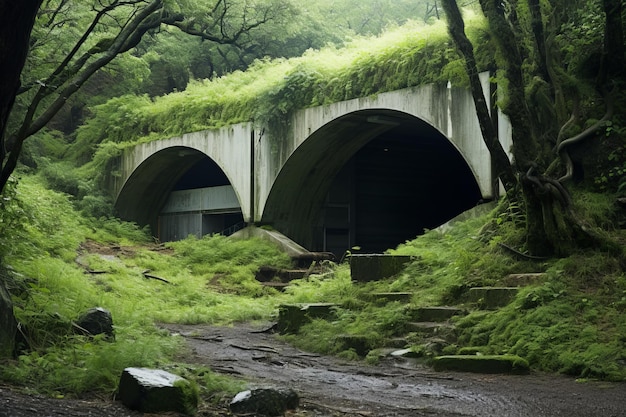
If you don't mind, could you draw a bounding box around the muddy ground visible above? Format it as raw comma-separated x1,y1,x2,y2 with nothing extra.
2,322,625,417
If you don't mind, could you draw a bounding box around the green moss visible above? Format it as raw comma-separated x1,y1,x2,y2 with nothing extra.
173,379,199,416
433,355,530,374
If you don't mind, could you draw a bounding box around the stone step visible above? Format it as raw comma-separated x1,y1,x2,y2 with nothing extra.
350,254,413,282
260,281,290,291
405,322,455,339
255,266,309,283
277,303,339,334
408,306,465,322
432,354,530,374
468,287,519,309
501,273,546,287
368,292,413,304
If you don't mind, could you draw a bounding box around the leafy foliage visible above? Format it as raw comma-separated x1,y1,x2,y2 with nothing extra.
77,15,490,182
0,175,291,395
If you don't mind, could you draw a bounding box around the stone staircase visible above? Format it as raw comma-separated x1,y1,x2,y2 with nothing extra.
276,272,545,374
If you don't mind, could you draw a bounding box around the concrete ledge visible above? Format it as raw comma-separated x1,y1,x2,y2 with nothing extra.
433,355,530,374
350,254,412,282
232,226,310,259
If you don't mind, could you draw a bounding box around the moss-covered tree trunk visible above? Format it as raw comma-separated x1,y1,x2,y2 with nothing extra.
445,0,623,257
440,0,517,192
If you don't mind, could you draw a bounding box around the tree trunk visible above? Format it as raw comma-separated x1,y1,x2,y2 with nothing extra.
0,0,42,153
473,0,621,257
440,0,517,192
0,0,41,358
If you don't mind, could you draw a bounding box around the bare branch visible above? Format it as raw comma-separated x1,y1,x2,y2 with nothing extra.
10,0,164,147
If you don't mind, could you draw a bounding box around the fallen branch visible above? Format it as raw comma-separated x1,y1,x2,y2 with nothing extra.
142,270,171,284
229,344,279,354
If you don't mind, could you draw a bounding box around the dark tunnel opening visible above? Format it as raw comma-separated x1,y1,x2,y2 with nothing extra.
173,157,230,190
316,117,483,258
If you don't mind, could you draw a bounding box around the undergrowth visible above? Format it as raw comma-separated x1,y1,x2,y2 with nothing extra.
279,192,626,381
0,175,288,398
1,175,625,404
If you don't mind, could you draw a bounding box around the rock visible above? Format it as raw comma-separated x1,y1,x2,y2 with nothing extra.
433,355,530,374
408,306,465,322
390,348,420,358
0,276,17,357
335,334,372,356
277,303,338,334
74,307,114,339
467,287,519,309
117,367,198,415
350,254,412,282
369,292,413,304
230,387,299,416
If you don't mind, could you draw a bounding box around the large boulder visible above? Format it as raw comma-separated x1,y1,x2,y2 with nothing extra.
0,277,17,357
230,387,299,416
118,367,198,415
74,307,114,339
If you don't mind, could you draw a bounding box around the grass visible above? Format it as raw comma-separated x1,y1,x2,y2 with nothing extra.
1,174,626,405
0,175,290,398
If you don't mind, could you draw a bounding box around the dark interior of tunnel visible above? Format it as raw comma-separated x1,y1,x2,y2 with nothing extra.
173,158,230,190
318,118,483,257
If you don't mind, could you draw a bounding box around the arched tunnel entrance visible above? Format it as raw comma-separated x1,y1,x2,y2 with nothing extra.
262,110,484,258
114,147,244,242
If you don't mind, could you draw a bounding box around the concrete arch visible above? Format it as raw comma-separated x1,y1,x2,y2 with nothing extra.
114,124,253,231
113,73,510,250
115,146,245,234
261,109,483,252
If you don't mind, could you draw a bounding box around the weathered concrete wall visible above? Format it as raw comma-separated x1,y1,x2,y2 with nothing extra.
115,123,253,223
114,74,512,243
161,185,239,214
255,72,499,220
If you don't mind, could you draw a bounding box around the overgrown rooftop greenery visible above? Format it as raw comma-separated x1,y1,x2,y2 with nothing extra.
66,14,488,166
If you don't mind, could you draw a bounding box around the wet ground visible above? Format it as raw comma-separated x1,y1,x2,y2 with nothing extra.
1,322,625,416
163,322,626,417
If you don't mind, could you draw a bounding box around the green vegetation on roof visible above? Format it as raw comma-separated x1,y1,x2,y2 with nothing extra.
73,13,489,161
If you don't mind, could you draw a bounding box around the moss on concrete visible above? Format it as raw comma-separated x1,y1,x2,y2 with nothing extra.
433,355,530,374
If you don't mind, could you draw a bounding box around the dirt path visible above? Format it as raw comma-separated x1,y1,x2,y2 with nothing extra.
163,322,626,417
1,322,624,416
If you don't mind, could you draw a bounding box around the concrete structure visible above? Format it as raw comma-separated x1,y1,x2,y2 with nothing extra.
113,73,511,256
